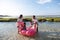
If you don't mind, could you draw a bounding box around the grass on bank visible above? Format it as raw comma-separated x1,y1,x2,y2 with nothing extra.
0,17,60,22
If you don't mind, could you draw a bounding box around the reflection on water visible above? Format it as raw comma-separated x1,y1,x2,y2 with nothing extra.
0,22,17,40
0,22,60,40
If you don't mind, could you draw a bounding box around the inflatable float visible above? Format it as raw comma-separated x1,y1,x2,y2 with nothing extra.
17,22,38,37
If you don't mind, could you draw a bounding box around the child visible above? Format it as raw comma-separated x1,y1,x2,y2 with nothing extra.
31,15,38,32
16,14,26,33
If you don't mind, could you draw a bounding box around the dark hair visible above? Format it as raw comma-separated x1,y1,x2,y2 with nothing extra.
33,15,36,19
19,14,23,18
23,22,26,30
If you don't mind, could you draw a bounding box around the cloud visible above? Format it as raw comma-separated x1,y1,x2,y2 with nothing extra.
37,0,52,4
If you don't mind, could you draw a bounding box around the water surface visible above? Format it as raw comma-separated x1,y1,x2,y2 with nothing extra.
0,22,60,40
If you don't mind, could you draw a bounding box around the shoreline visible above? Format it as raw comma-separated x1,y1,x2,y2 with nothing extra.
0,17,60,22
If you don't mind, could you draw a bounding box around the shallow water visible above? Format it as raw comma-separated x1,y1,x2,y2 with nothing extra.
0,22,60,40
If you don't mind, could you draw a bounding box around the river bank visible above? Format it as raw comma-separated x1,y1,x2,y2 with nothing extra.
0,17,60,22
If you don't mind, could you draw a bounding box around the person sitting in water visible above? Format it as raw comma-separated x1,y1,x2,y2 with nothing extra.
31,15,38,32
16,14,26,33
16,14,23,27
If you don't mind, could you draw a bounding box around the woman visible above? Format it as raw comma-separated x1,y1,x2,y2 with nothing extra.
16,14,23,27
16,14,26,33
31,15,38,32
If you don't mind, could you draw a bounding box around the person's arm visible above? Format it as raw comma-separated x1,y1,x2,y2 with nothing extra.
17,18,20,22
30,21,33,25
16,22,19,28
30,19,34,25
16,18,20,27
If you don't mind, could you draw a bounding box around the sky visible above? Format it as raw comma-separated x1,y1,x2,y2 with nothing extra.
0,0,60,16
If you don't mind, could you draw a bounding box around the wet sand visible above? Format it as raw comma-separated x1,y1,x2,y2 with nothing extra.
0,23,60,40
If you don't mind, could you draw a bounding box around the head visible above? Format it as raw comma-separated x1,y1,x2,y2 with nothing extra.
33,15,36,19
19,14,23,19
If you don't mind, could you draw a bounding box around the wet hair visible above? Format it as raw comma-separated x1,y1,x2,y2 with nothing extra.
33,15,36,19
19,14,23,18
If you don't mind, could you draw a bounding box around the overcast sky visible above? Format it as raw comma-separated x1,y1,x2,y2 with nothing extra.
0,0,60,16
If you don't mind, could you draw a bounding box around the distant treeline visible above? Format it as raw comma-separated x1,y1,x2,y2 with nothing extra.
0,17,60,22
